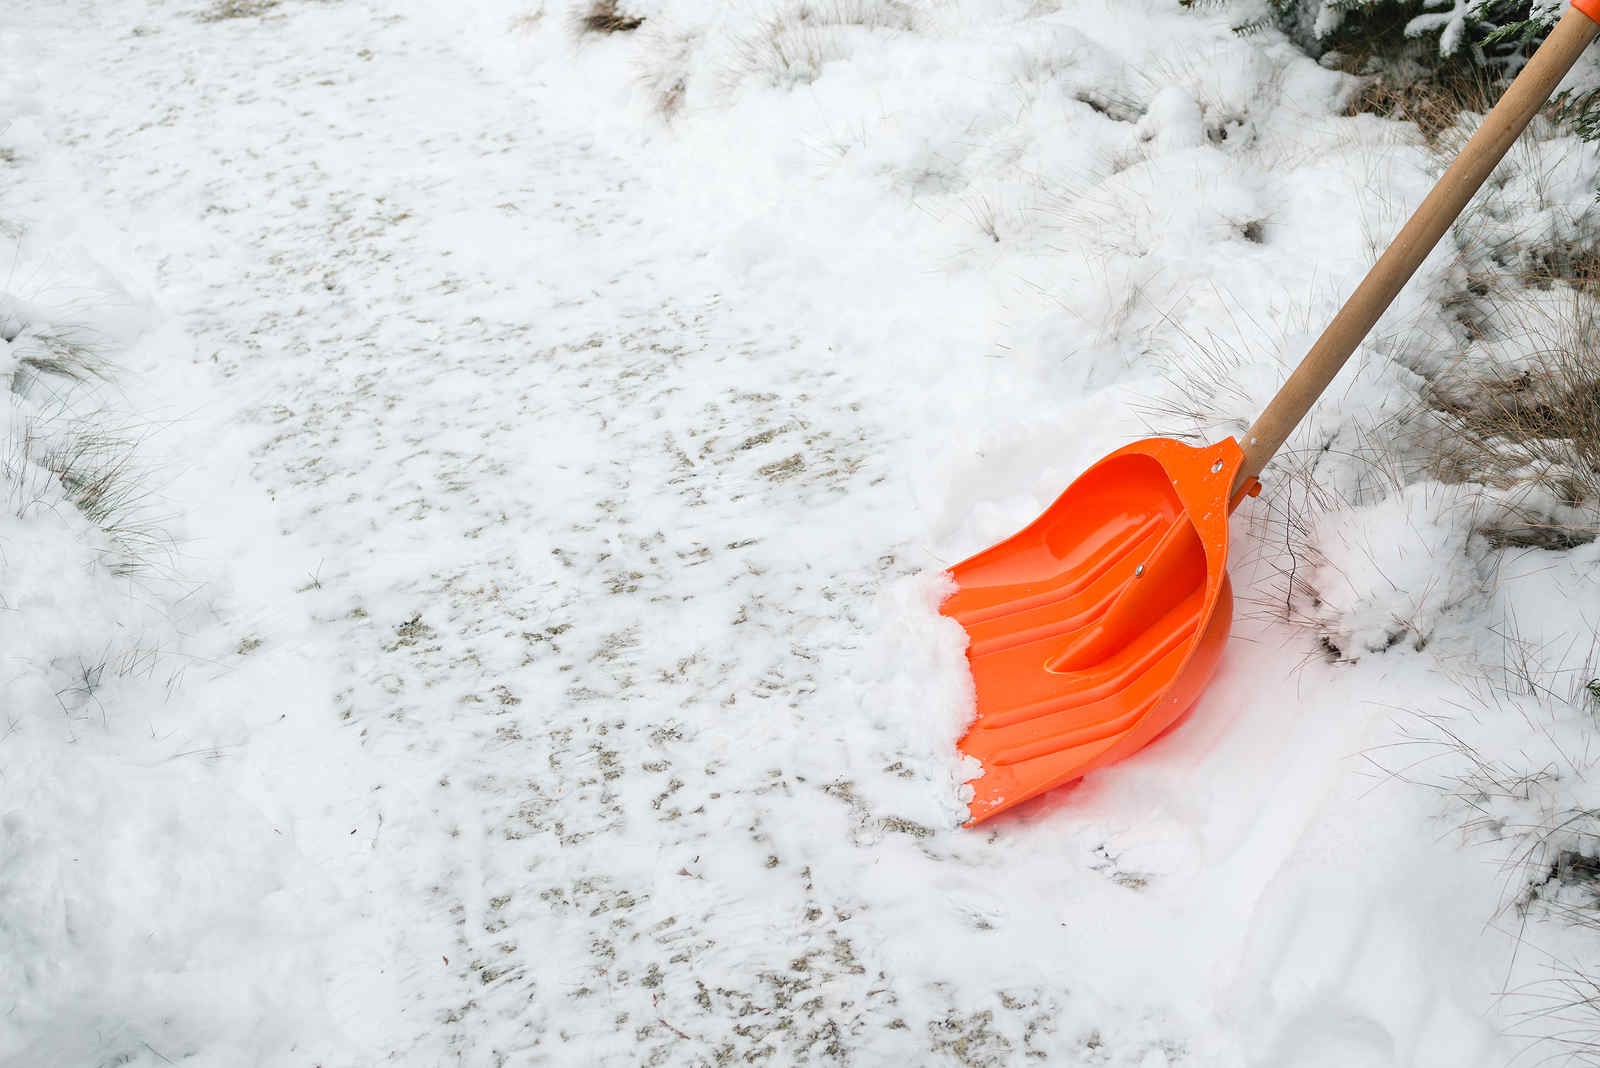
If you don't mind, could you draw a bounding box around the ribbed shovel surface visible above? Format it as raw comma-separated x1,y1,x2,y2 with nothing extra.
943,438,1246,824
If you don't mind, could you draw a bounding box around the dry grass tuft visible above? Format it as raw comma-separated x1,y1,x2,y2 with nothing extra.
963,196,1003,244
196,0,281,21
1342,60,1498,149
577,0,644,35
9,324,112,400
653,73,687,118
1392,630,1600,1065
1303,0,1500,145
725,0,915,90
3,307,172,575
636,26,697,117
1362,620,1600,899
3,416,173,576
1422,287,1600,550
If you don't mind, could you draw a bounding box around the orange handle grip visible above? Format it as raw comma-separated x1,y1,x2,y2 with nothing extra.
1575,0,1600,24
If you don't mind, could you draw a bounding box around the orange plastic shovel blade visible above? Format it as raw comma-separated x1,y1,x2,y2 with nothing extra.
942,437,1253,825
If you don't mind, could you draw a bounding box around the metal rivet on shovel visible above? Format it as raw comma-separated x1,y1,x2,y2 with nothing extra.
940,0,1600,826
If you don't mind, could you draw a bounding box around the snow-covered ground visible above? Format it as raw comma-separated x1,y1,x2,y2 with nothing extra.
6,0,1600,1064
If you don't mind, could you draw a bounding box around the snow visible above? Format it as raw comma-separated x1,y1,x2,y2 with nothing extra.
5,0,1600,1064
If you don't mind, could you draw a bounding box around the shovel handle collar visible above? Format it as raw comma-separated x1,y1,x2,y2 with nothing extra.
1234,1,1600,494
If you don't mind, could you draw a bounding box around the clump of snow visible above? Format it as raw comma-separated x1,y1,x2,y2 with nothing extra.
1302,481,1486,656
860,569,977,812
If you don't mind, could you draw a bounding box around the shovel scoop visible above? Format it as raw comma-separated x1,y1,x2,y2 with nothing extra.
943,0,1600,825
945,438,1257,823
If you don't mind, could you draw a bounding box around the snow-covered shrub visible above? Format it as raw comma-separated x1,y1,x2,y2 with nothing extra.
1257,0,1562,60
1383,80,1600,552
1419,282,1600,550
1232,0,1600,148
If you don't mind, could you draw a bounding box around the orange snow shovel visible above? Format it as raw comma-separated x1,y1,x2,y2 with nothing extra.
946,0,1600,825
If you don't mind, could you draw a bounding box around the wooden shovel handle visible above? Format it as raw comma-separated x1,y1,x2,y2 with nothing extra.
1235,1,1600,491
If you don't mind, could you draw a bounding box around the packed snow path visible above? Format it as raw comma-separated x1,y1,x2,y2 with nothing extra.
8,0,1576,1064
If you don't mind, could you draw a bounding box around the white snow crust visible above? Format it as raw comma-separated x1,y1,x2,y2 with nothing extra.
5,0,1600,1064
